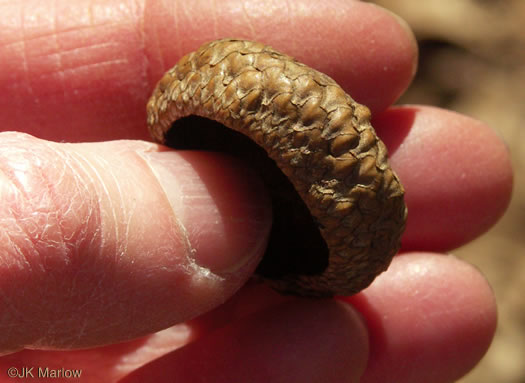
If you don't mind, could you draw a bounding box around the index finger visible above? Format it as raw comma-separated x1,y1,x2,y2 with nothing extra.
0,0,416,142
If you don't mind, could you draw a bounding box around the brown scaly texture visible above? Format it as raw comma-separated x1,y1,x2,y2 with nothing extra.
147,39,407,297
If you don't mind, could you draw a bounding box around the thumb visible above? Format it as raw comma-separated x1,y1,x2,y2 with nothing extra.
0,132,271,353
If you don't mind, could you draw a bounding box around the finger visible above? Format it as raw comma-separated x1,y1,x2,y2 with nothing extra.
145,0,417,113
345,252,497,383
372,105,513,251
119,299,369,383
0,326,194,382
0,132,271,353
0,0,417,141
0,284,299,382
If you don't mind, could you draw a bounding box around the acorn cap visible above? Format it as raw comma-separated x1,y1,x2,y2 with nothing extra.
147,39,407,297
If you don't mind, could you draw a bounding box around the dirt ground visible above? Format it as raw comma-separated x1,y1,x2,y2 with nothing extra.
366,1,525,382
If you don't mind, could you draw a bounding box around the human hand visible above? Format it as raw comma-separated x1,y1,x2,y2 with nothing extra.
0,0,512,382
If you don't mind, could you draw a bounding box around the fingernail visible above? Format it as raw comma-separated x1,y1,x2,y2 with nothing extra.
141,150,272,275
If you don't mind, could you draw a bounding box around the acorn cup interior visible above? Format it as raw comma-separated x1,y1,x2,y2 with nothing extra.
164,115,330,279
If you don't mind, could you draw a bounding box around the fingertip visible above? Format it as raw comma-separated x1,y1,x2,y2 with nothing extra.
331,1,418,112
121,299,369,383
2,0,417,140
0,134,272,351
373,105,513,251
346,252,497,383
144,0,418,113
141,150,272,275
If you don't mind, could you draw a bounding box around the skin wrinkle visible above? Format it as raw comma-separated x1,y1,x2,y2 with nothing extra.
87,0,94,28
154,0,183,71
33,40,120,60
0,165,42,274
126,0,149,109
210,0,218,38
59,149,101,258
65,146,110,265
39,141,70,257
19,2,34,97
37,1,147,106
113,152,149,260
69,318,89,347
284,0,296,54
85,151,123,263
21,149,109,348
56,158,84,244
101,153,130,261
17,1,150,111
0,144,100,349
179,1,192,42
18,22,132,47
131,0,147,83
121,193,135,261
64,58,131,74
51,0,67,98
0,215,32,277
0,40,24,51
141,0,168,81
240,0,257,40
8,7,143,135
134,149,196,269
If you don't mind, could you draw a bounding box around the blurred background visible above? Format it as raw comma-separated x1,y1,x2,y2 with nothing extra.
365,1,524,382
